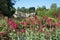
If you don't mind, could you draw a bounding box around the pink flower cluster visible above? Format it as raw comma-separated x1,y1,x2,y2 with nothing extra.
20,15,41,26
8,18,18,29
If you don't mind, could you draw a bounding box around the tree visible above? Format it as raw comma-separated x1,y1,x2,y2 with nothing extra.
17,7,20,11
57,7,60,14
17,7,28,13
29,7,35,13
0,0,16,18
50,3,57,10
36,6,47,17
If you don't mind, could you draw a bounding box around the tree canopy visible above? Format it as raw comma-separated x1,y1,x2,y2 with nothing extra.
0,0,16,18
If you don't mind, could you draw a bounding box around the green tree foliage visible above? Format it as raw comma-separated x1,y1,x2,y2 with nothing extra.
37,6,47,17
17,7,35,13
46,9,55,17
17,7,28,13
50,3,57,10
46,3,57,18
0,0,16,18
36,3,58,18
57,7,60,14
29,7,35,13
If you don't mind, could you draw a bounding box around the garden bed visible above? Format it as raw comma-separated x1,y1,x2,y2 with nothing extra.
0,16,60,40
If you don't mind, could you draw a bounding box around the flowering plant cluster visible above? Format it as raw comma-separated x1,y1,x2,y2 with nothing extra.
19,15,60,40
8,18,18,29
0,12,60,40
19,15,59,32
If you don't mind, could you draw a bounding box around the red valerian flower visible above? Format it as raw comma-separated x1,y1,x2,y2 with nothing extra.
39,29,43,33
8,18,12,25
57,21,60,26
25,22,29,25
8,21,12,25
37,20,41,24
58,14,60,20
20,21,29,26
3,32,7,36
8,18,18,29
40,25,45,29
54,23,59,27
29,18,33,22
42,16,48,19
46,18,52,22
21,29,25,33
0,32,3,35
20,21,25,25
53,12,57,15
8,18,12,21
46,17,52,25
30,21,35,25
13,23,18,29
11,21,18,29
52,27,56,31
34,15,38,20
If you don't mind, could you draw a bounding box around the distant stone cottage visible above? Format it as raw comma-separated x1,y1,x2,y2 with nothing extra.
13,11,36,18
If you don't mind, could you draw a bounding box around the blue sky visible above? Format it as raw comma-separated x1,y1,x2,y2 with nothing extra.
14,0,60,9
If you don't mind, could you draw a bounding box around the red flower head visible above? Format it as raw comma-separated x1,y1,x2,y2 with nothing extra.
42,16,48,19
8,18,12,25
58,14,60,20
8,21,12,25
37,20,41,24
53,12,57,15
46,18,52,22
29,18,33,22
21,29,25,33
20,21,29,26
55,23,59,27
0,32,3,35
40,25,45,29
25,22,29,25
8,18,12,21
11,21,18,29
8,18,18,29
39,29,43,33
52,27,56,31
20,21,25,25
34,15,38,20
30,21,35,25
46,17,52,25
57,22,60,26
